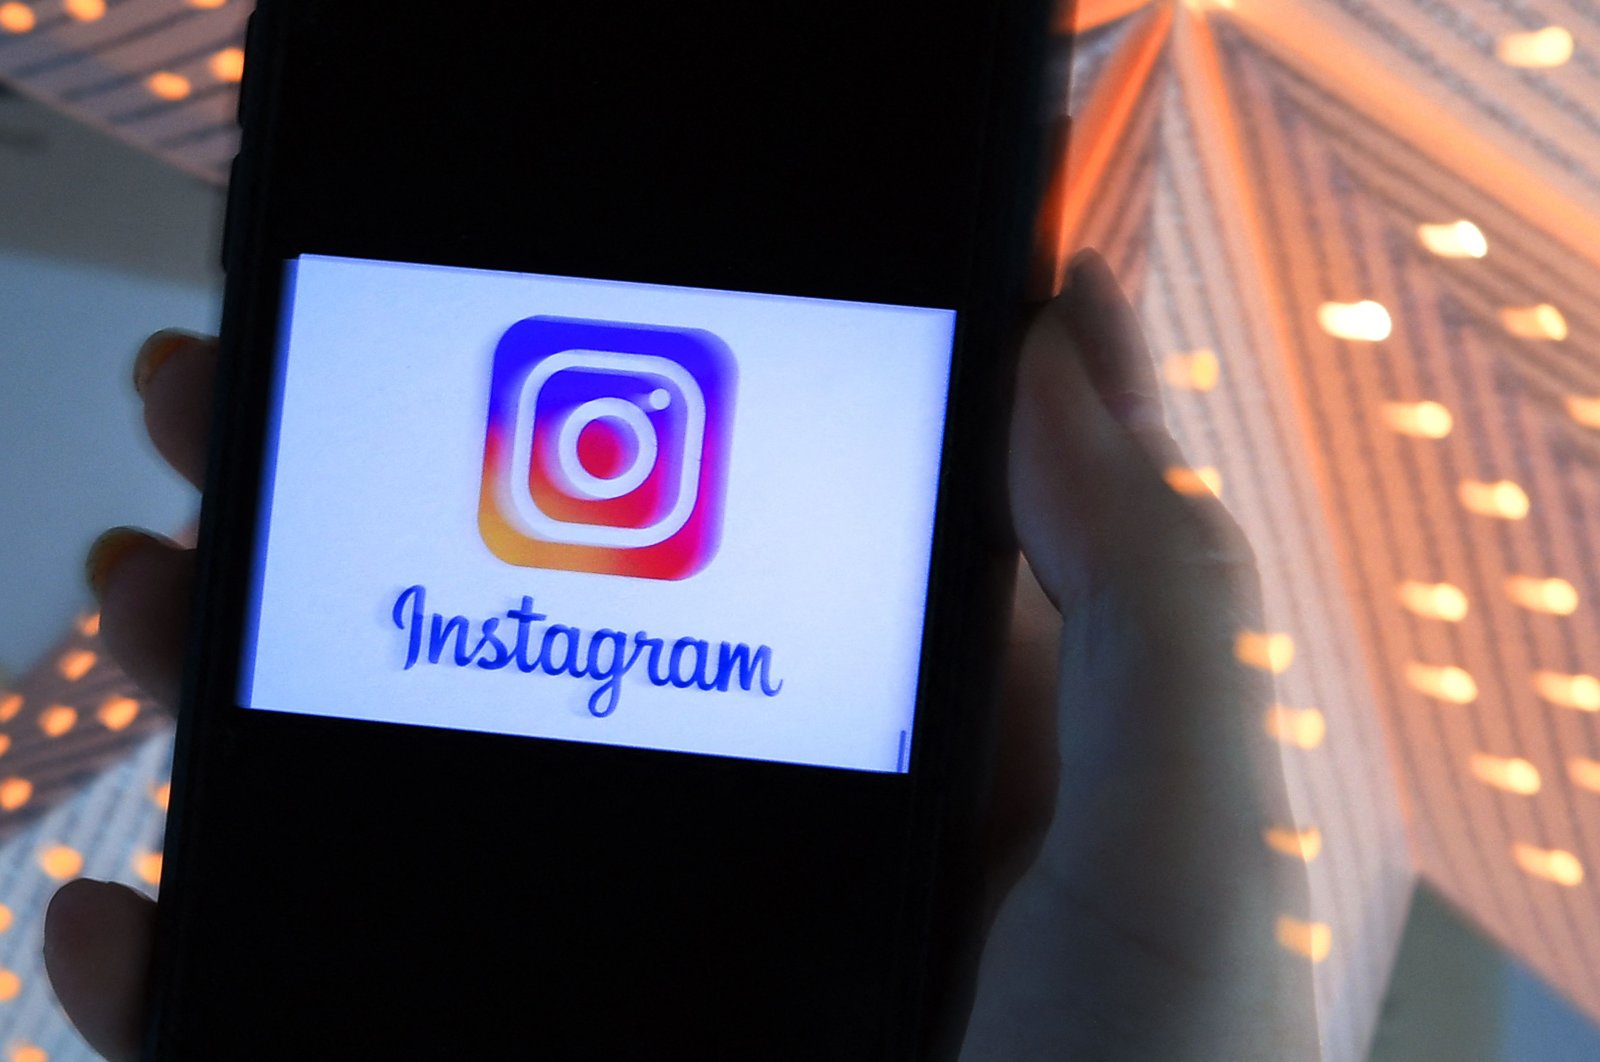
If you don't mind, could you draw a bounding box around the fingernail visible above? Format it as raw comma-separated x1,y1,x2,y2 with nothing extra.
133,330,204,397
85,527,149,600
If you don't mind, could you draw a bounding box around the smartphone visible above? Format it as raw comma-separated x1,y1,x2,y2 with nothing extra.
152,2,1062,1056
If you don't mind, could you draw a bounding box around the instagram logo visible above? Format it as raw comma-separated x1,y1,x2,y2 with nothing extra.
479,316,735,580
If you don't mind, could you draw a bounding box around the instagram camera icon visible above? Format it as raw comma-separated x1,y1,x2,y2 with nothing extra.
479,316,735,580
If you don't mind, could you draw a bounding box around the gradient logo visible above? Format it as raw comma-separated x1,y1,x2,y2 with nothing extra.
479,316,735,579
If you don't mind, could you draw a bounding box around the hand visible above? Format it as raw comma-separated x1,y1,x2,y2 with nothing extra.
45,251,1316,1060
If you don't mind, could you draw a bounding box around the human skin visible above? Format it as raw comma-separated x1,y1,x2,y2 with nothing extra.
46,250,1318,1059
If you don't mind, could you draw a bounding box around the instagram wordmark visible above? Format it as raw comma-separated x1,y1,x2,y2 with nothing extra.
480,317,735,579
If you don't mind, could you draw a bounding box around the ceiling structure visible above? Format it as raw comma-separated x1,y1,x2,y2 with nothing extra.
2,0,1599,1057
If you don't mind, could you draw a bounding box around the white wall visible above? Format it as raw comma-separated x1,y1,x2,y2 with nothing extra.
0,89,222,679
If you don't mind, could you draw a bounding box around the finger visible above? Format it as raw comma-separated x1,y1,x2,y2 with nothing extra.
1060,248,1164,425
134,330,218,489
86,527,194,710
44,879,157,1062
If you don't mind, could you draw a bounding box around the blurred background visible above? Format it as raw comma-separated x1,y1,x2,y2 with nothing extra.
4,0,1600,1057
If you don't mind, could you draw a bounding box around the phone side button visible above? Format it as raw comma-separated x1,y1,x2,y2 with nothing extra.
221,154,241,273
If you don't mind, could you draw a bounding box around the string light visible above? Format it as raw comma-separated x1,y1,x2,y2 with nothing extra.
0,735,9,757
1505,576,1579,616
0,778,31,811
1513,843,1584,886
1265,705,1326,749
37,845,83,879
1497,26,1574,69
1397,581,1469,621
1458,479,1530,519
1275,916,1332,962
1406,663,1478,704
1500,304,1568,341
57,649,95,681
38,705,77,738
1565,396,1600,429
0,970,18,1002
151,781,171,810
0,904,11,933
1264,826,1322,861
1236,632,1295,673
1164,466,1222,497
1533,671,1600,712
1417,220,1488,258
1162,349,1220,392
1469,754,1542,795
9,1046,47,1062
77,612,100,636
0,694,20,723
146,71,192,102
1381,401,1453,438
186,0,227,7
1318,300,1392,341
1567,757,1600,794
63,0,104,20
97,695,140,731
135,851,162,886
211,46,245,82
0,3,35,34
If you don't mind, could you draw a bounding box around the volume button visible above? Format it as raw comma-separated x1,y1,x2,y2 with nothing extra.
221,154,242,273
235,13,256,128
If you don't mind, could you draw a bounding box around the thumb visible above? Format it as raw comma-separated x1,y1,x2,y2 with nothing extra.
1010,250,1239,613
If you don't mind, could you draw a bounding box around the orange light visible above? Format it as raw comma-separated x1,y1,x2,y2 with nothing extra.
210,46,246,82
1317,300,1391,341
1381,401,1453,439
1513,843,1584,886
1236,631,1295,673
151,781,171,811
1265,705,1326,749
0,778,32,811
63,0,104,20
186,0,227,7
0,3,36,33
10,1046,47,1062
1469,754,1542,795
1162,349,1220,392
0,693,20,723
1417,220,1488,259
39,705,77,738
57,649,95,681
0,904,12,933
1497,26,1574,68
1406,663,1478,704
135,851,163,886
1164,466,1222,497
0,970,18,1002
1458,479,1529,520
1567,396,1600,429
1264,826,1322,861
0,735,9,758
1533,671,1600,712
97,695,140,731
38,845,83,880
1506,576,1579,616
1275,916,1331,962
1397,581,1469,622
77,612,100,636
1500,304,1568,341
146,71,192,102
1568,758,1600,794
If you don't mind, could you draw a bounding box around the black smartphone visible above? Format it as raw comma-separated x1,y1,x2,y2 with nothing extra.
152,2,1063,1057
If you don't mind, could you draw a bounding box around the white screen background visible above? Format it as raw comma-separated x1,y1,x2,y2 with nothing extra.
245,254,955,773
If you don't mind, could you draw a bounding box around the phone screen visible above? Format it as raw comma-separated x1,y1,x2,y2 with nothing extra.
242,253,956,773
